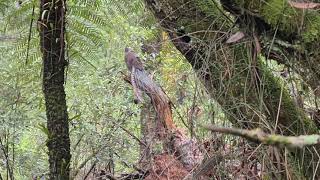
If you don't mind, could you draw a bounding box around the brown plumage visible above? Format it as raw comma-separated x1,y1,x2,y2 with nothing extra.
125,47,144,71
125,47,144,103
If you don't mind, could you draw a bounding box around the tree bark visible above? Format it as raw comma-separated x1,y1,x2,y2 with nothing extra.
139,103,156,168
125,50,203,174
39,0,71,179
219,0,320,97
144,0,319,178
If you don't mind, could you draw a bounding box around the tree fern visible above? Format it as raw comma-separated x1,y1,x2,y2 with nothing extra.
0,0,162,178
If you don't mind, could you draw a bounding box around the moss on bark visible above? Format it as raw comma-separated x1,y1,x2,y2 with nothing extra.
144,0,319,178
228,0,320,95
39,0,71,179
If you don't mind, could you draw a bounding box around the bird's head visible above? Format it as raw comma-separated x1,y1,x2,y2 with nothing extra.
125,47,132,53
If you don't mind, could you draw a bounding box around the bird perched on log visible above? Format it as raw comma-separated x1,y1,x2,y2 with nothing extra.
124,48,176,131
125,47,144,104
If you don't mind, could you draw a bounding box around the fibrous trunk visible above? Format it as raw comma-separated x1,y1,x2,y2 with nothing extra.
39,0,71,179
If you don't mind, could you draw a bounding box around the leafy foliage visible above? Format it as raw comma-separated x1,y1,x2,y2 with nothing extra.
1,0,319,179
1,0,179,178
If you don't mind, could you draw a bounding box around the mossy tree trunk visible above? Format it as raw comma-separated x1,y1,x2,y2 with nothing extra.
144,0,319,178
220,0,320,97
39,0,71,179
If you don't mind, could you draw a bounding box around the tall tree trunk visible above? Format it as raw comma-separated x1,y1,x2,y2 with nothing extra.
39,0,71,179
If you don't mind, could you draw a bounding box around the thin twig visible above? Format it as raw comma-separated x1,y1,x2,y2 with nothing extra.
25,4,35,64
0,137,14,180
119,125,147,147
83,160,97,180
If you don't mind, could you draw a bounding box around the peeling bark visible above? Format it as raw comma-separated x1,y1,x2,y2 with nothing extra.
144,0,319,178
125,49,203,172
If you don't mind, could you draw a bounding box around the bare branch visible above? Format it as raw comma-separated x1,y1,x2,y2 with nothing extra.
204,125,320,148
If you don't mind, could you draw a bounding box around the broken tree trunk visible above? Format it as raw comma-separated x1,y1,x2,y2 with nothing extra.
139,103,156,168
143,0,319,178
124,48,203,178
